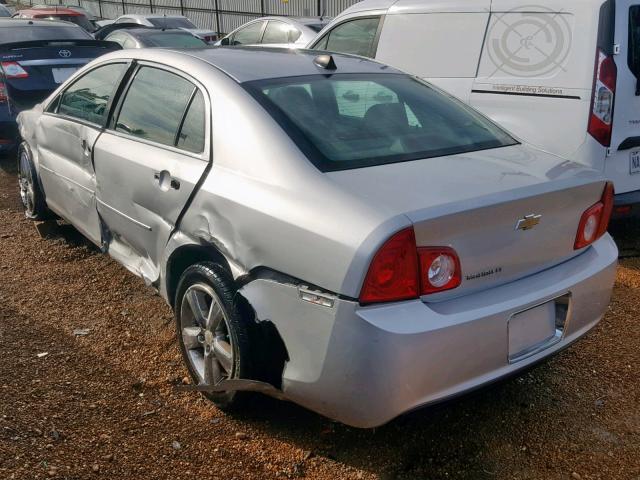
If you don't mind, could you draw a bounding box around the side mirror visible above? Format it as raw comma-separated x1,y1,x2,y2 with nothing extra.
220,37,230,46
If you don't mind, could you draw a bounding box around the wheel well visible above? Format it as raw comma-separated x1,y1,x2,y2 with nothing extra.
166,244,231,308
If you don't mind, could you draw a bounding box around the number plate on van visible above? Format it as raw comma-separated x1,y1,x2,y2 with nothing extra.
631,150,640,175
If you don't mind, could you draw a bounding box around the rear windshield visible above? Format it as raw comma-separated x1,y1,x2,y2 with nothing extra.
148,17,195,29
35,14,95,31
244,74,517,171
0,25,91,43
145,32,205,47
629,6,640,78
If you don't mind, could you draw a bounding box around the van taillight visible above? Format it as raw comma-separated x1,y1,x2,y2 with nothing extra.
587,49,616,146
0,81,6,102
574,181,614,249
359,228,461,304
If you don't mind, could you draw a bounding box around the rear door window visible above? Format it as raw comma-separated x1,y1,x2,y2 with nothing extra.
114,66,201,149
629,6,640,84
262,20,291,44
176,90,206,153
56,63,127,125
313,17,381,58
231,20,265,45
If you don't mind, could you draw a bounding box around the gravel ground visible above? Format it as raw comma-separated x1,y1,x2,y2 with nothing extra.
0,157,638,480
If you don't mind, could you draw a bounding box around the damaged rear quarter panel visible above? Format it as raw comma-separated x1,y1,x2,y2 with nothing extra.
170,73,407,298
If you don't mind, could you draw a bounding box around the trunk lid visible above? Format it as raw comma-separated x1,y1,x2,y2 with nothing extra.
1,40,120,112
607,0,640,195
326,145,607,299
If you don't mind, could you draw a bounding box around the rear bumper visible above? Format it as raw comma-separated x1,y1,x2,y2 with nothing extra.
612,189,640,218
252,235,617,428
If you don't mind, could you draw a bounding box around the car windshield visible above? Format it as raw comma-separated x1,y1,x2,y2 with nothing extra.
0,25,91,42
245,73,518,171
144,32,205,47
148,17,195,29
0,6,11,17
35,14,95,31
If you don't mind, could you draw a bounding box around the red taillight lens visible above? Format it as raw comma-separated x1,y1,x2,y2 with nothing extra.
1,61,28,79
588,49,616,146
574,181,614,249
359,227,419,304
418,247,462,294
0,81,6,102
359,228,462,304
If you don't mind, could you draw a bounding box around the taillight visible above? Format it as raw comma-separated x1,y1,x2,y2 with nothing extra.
1,62,28,79
359,228,419,304
574,182,614,249
0,81,6,102
418,247,462,294
587,49,616,146
359,228,461,304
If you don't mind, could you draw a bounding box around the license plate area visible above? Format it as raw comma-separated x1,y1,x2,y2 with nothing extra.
630,150,640,175
508,293,570,363
52,67,77,84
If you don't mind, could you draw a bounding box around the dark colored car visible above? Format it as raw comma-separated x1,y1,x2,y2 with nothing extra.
0,19,120,152
105,28,208,48
12,7,96,32
92,22,149,41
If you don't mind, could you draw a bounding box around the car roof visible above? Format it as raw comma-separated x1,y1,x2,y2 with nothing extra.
0,18,81,28
108,46,403,83
120,14,187,19
114,28,194,37
19,7,83,15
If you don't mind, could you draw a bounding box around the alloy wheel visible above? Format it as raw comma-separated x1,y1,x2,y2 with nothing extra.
180,283,234,386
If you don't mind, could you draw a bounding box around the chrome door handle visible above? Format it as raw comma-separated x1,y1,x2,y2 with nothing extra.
154,171,180,191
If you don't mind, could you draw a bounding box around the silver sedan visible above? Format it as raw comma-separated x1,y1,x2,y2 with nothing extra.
16,47,617,428
216,17,329,48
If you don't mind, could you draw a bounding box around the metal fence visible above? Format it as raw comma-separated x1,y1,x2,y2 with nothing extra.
21,0,359,35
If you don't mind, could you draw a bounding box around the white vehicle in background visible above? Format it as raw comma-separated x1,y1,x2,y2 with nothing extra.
217,16,329,47
309,0,640,218
113,14,217,43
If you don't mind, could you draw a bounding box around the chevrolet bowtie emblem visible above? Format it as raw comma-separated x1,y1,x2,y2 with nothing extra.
515,213,542,231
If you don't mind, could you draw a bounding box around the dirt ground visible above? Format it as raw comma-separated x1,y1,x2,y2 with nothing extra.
0,157,638,480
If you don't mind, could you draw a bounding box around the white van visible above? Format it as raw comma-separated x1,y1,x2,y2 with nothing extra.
309,0,640,217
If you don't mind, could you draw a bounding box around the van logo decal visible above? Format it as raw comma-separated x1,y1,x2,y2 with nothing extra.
485,6,572,78
515,214,542,231
58,50,72,58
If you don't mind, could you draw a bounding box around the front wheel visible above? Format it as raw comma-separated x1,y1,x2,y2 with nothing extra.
174,262,254,410
17,144,50,220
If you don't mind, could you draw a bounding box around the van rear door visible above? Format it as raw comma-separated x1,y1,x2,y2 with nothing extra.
606,1,640,200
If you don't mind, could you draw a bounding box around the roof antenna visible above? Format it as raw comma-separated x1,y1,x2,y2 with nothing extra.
314,54,336,70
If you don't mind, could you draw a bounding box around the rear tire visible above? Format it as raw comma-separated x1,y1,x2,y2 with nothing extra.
174,261,255,410
17,143,50,221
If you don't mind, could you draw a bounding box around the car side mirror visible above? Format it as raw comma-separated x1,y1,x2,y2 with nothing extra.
220,37,230,46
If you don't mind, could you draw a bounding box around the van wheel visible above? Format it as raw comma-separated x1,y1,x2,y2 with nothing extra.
174,262,254,410
17,144,50,220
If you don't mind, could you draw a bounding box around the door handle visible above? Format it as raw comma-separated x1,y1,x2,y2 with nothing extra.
154,171,180,191
81,139,91,155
